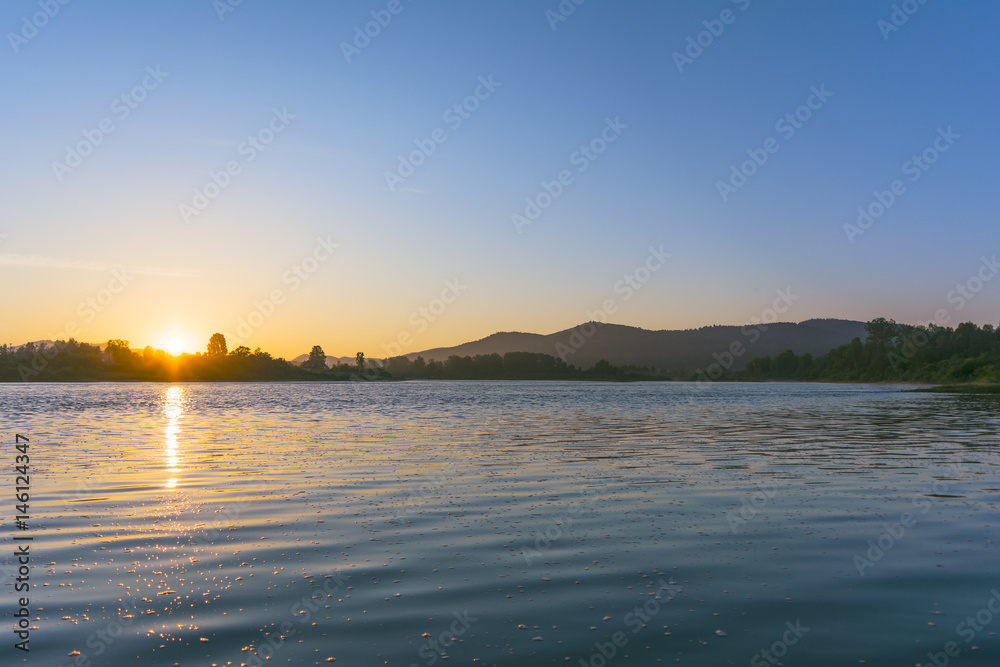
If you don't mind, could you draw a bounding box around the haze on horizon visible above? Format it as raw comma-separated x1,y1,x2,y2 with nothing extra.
2,0,998,359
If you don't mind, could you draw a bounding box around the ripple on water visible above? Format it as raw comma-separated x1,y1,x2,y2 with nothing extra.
3,381,999,665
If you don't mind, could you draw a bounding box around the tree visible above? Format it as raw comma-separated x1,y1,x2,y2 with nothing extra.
864,317,899,351
105,339,134,367
773,349,799,377
304,345,327,371
385,355,412,376
411,356,427,374
592,359,614,376
356,351,365,371
230,345,251,359
207,333,228,357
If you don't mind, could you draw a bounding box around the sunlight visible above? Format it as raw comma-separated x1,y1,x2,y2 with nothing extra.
163,386,185,488
165,337,186,356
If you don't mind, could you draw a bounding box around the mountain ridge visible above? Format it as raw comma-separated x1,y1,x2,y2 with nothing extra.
373,318,867,373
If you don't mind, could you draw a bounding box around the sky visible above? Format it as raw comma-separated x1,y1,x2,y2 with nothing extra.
2,0,998,359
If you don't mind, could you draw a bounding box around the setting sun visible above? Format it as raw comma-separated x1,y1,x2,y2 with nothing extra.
165,337,186,356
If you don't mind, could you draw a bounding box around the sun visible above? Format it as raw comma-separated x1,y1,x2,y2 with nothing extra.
165,337,186,356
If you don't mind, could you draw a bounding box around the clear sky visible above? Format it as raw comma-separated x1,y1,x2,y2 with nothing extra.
2,0,998,358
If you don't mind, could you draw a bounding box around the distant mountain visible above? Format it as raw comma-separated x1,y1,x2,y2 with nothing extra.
404,319,868,373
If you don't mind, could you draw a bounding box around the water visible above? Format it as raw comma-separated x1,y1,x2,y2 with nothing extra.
2,381,999,666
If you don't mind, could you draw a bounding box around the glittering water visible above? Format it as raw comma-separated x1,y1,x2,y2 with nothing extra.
2,381,999,666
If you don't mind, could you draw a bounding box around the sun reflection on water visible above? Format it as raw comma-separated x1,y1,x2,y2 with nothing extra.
162,386,185,488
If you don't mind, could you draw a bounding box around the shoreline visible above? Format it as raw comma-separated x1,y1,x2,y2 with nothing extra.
906,384,1000,394
0,378,954,387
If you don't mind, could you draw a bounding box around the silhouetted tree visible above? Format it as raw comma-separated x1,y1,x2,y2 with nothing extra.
356,351,365,371
304,345,327,371
105,339,134,368
411,356,427,374
592,359,614,376
384,355,412,375
207,333,228,357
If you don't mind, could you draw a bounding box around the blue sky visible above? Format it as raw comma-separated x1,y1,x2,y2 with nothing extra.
2,0,998,357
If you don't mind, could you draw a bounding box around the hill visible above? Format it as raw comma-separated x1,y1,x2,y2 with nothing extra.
404,319,867,373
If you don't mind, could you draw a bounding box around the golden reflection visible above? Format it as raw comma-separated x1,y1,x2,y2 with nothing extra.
163,386,185,488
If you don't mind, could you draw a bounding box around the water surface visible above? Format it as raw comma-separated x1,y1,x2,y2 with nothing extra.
2,381,999,666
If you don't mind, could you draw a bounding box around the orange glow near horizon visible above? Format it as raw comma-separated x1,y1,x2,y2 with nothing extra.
165,337,186,356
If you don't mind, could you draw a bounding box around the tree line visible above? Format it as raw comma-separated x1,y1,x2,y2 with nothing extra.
382,352,665,381
1,334,298,382
0,334,379,382
3,318,997,384
730,318,1000,383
